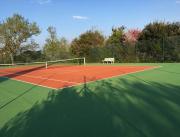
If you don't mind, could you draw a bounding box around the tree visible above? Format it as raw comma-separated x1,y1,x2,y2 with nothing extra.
43,26,60,60
57,37,71,59
43,27,70,60
137,21,180,62
19,39,39,54
14,50,44,63
0,48,10,63
71,30,105,61
125,29,141,44
124,29,141,62
106,26,126,62
0,14,40,64
139,22,180,41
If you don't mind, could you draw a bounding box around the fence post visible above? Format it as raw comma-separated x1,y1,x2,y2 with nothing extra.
162,37,165,63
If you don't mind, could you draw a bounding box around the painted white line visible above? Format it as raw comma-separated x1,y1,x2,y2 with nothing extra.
0,71,80,84
21,74,79,84
0,66,162,90
38,69,86,76
56,66,162,90
0,76,57,90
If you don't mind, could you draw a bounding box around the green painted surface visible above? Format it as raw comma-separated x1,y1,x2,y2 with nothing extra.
0,63,180,137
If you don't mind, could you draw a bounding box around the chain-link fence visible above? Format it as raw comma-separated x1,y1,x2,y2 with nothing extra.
136,35,180,62
86,35,180,63
1,36,180,63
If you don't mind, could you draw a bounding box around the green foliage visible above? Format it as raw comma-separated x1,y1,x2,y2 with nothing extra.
43,27,71,60
137,22,180,62
136,39,163,62
70,29,105,61
43,26,59,60
19,39,39,53
139,22,167,40
164,36,180,62
106,26,127,62
14,50,45,63
0,48,11,63
58,38,71,59
88,47,112,62
107,27,125,46
1,14,180,63
124,43,137,62
0,14,40,63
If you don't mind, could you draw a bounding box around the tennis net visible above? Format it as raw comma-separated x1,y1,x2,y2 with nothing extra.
0,58,85,70
46,57,86,69
0,62,46,69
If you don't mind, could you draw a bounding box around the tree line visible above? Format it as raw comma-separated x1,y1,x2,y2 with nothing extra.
0,14,180,64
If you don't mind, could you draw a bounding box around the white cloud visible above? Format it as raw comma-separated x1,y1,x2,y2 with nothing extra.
72,16,89,20
176,0,180,4
37,0,51,5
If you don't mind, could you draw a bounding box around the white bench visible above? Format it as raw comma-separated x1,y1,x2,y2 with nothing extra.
102,58,115,64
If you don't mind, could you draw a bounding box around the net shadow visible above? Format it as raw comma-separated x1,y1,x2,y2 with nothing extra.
0,65,45,83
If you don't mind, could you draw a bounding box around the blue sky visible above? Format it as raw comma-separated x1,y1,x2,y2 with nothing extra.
0,0,180,46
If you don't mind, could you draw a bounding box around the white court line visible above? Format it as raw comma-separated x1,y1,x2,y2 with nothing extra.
45,66,148,76
0,71,80,84
21,74,79,84
56,65,162,90
0,66,162,90
0,76,57,90
47,65,151,77
38,68,86,76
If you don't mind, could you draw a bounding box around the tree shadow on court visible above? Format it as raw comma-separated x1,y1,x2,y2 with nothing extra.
0,65,45,83
0,77,180,137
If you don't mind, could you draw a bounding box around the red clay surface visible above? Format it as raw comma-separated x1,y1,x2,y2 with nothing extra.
0,65,156,89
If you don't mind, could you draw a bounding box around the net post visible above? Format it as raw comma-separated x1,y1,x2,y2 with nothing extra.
83,57,86,65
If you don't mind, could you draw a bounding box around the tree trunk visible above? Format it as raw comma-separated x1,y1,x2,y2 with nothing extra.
10,53,14,65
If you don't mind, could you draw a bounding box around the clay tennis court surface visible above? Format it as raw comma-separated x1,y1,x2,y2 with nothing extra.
0,65,156,89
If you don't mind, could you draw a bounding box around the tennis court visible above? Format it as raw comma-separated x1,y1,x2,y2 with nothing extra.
0,63,180,137
0,62,157,89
